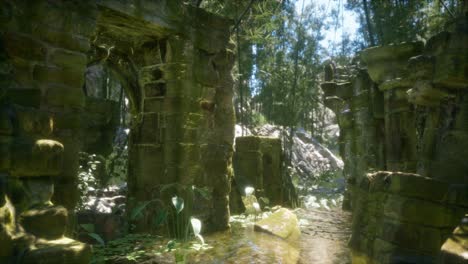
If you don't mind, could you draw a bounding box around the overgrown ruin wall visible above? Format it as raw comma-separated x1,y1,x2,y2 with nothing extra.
322,11,468,264
0,0,234,262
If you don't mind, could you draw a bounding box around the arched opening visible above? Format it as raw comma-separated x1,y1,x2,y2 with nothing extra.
75,61,134,242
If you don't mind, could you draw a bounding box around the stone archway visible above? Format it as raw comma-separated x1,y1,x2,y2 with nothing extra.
90,3,236,233
0,1,235,261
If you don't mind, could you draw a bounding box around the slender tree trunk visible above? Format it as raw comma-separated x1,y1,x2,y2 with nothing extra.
362,0,376,46
236,0,244,135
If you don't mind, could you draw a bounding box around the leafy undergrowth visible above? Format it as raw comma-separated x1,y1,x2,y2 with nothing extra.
90,214,270,264
91,234,211,264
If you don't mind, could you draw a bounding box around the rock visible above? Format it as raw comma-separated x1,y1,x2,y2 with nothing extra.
21,178,55,207
19,206,68,239
0,205,15,260
254,208,301,241
252,124,343,180
233,136,297,207
407,81,453,106
10,139,64,177
439,214,468,264
15,105,54,136
360,42,424,84
21,237,92,264
4,88,42,108
242,194,261,215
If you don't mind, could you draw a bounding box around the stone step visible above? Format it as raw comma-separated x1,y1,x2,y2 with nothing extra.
19,206,67,240
20,237,92,264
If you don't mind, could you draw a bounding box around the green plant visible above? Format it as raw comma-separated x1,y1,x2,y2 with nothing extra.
129,184,211,242
77,152,103,211
80,224,105,246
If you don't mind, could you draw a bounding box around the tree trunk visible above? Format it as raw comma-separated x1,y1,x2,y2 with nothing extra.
362,0,376,46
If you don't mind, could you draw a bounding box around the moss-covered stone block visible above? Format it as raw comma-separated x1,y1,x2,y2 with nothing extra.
44,85,85,109
439,214,468,264
383,195,462,228
0,205,15,259
5,88,42,108
254,208,300,241
50,181,79,211
49,48,87,70
51,111,82,130
21,237,92,264
360,42,423,84
15,105,53,136
33,65,85,89
0,110,13,136
377,219,442,253
33,27,90,53
10,139,64,177
19,206,68,239
433,46,468,89
0,136,11,172
3,32,47,62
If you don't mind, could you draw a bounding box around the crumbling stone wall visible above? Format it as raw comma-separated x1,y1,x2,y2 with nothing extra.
321,11,468,264
1,0,234,261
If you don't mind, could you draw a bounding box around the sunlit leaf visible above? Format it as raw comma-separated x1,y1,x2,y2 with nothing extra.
253,202,261,212
153,209,168,226
195,234,205,245
245,186,255,196
80,224,95,233
89,233,105,246
171,196,184,214
190,217,202,236
130,200,152,220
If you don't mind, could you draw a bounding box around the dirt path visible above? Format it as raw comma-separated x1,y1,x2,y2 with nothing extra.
297,208,352,264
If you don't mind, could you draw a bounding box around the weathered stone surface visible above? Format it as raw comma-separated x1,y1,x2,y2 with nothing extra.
33,65,85,89
15,106,53,136
3,32,47,62
44,85,86,109
19,206,68,239
33,27,91,53
233,136,297,207
10,139,64,177
407,80,453,106
322,18,468,261
0,205,15,260
49,49,87,70
4,88,42,108
361,42,424,84
21,237,92,264
254,208,301,241
439,214,468,264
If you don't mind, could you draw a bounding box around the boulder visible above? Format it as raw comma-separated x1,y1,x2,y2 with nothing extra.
254,208,300,241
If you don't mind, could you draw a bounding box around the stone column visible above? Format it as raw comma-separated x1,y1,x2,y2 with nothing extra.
361,42,423,172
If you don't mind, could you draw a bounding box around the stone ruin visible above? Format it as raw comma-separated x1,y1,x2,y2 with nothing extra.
230,136,298,214
321,9,468,264
0,0,234,262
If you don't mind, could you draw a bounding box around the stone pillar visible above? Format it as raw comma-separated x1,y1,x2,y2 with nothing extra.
126,7,236,233
361,42,423,172
232,136,297,208
0,102,91,263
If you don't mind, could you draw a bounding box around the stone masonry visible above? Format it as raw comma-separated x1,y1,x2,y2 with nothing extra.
321,9,468,264
231,136,298,213
1,0,235,262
